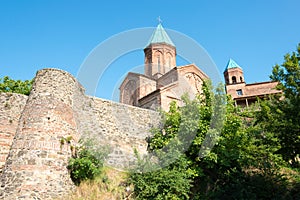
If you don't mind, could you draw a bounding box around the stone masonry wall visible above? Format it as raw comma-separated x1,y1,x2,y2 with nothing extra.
74,95,160,170
0,93,28,173
0,68,160,199
0,69,82,199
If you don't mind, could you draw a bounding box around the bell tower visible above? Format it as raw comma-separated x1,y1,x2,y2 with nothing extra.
224,58,244,85
144,23,176,79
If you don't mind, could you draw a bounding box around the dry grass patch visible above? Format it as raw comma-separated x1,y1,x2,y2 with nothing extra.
66,167,133,200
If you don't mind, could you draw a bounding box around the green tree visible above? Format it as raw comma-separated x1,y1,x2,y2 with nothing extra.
205,102,288,199
257,44,300,167
129,82,293,199
130,82,215,199
0,76,33,95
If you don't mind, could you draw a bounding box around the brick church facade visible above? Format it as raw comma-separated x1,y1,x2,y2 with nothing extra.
120,23,280,110
119,23,208,110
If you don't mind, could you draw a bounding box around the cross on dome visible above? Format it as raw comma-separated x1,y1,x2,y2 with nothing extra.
157,16,162,24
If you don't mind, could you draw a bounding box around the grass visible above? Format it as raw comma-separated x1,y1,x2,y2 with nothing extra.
59,164,300,199
65,166,133,200
281,167,300,185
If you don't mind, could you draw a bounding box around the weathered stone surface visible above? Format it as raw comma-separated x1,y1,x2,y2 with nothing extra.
0,69,81,199
75,96,160,169
0,68,160,199
0,93,28,173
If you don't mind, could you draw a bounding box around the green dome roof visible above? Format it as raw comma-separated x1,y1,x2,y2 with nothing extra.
146,23,175,47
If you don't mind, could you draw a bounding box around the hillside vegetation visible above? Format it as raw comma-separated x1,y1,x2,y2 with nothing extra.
68,44,299,199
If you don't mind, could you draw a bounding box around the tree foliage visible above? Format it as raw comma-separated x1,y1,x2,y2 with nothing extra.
129,153,194,200
129,79,299,199
0,76,32,95
256,44,300,167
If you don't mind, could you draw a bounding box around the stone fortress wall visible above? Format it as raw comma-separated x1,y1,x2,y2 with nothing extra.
0,93,28,173
0,68,160,199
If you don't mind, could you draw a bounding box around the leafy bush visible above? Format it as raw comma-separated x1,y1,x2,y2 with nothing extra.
67,140,109,185
129,153,195,200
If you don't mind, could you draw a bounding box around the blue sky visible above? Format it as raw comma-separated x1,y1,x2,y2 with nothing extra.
0,0,299,100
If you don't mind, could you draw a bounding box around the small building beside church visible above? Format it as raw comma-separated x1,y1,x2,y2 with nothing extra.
119,23,208,110
224,59,281,107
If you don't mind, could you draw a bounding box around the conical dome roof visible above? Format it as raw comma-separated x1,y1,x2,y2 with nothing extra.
225,58,242,72
146,23,175,47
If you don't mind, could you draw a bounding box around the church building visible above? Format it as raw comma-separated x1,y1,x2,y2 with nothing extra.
119,23,208,110
120,23,281,110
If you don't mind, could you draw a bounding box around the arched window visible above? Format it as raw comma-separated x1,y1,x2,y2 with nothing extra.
240,76,243,82
157,55,161,73
167,53,172,69
154,51,162,74
232,76,237,84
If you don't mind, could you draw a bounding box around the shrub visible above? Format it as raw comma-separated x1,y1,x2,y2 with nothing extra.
129,154,194,200
67,140,109,185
